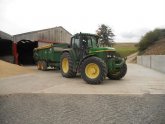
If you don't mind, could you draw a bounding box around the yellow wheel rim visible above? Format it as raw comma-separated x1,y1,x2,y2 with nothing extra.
62,58,69,73
85,63,100,79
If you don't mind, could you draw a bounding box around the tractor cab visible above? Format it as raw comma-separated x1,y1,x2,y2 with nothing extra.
71,33,117,59
71,33,99,59
71,33,98,49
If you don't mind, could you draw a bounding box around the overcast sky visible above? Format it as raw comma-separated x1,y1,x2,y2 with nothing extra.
0,0,165,42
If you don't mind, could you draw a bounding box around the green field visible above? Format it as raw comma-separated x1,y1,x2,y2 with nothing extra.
112,43,138,57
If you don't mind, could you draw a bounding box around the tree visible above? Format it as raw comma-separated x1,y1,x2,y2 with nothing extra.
96,24,115,46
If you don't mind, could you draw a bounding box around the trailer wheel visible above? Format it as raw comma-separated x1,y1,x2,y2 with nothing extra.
37,61,42,70
81,57,107,84
41,61,47,71
60,52,76,78
107,63,127,80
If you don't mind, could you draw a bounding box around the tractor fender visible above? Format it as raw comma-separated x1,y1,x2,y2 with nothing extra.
62,50,70,53
79,55,95,66
62,50,74,59
61,50,73,61
76,55,95,73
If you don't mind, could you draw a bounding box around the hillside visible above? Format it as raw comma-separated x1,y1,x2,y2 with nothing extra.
142,38,165,55
113,43,138,57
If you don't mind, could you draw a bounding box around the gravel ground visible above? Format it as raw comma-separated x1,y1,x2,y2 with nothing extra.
0,94,165,124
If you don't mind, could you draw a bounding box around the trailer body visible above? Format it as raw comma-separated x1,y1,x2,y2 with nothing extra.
33,43,68,68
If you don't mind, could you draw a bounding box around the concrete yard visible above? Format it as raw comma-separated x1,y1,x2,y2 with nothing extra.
0,63,165,124
0,63,165,94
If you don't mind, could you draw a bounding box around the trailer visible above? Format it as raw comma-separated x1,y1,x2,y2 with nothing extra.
33,43,69,70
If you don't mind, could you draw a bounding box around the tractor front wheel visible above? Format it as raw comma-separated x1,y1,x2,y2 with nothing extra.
81,57,107,84
107,63,127,80
60,52,76,78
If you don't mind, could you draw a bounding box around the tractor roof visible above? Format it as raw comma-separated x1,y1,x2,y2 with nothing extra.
73,33,99,37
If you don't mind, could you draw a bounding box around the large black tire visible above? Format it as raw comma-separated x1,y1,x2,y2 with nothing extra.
41,61,47,71
107,63,127,80
81,57,107,84
60,52,76,78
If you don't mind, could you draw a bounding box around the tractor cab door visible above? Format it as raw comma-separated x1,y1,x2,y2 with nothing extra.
71,37,81,60
80,36,90,57
71,35,91,60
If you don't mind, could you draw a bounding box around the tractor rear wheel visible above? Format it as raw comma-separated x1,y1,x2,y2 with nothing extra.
41,61,47,71
107,63,127,80
81,57,107,84
60,52,76,78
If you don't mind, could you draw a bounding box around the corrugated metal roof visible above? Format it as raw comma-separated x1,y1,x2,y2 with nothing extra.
13,26,72,43
0,31,12,40
13,26,72,36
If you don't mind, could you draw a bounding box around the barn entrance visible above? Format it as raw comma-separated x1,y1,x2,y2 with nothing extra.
0,38,14,63
17,40,38,65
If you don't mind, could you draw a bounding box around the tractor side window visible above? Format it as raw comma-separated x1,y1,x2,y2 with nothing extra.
87,36,98,48
71,38,75,47
91,37,97,48
72,37,80,48
74,38,80,48
88,38,92,48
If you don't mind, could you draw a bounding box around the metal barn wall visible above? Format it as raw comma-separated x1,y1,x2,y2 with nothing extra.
0,31,12,40
13,26,72,44
0,31,14,63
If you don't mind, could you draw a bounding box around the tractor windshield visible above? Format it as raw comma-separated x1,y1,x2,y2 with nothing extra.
83,36,98,48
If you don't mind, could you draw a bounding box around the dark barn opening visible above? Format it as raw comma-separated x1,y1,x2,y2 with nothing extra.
17,40,38,65
0,38,14,63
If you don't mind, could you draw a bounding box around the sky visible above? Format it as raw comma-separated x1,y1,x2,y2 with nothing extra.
0,0,165,42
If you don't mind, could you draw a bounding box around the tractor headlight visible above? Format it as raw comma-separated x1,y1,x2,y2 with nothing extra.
107,54,116,58
107,55,111,58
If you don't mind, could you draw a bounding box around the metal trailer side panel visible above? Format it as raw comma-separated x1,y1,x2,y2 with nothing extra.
34,43,68,64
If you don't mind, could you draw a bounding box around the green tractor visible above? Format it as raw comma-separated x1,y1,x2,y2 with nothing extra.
60,33,127,84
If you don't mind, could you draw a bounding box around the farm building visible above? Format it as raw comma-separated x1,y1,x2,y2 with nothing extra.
0,31,14,63
0,26,72,65
13,26,72,65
